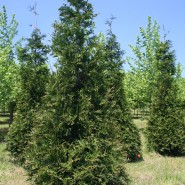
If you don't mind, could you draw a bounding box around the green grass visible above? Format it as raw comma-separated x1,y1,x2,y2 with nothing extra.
126,119,185,185
0,119,185,185
0,124,30,185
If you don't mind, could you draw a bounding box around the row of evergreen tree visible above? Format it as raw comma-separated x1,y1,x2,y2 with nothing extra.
7,0,140,184
5,0,185,184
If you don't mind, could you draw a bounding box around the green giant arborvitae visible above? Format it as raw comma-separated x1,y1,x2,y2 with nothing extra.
24,1,129,184
104,20,142,161
147,40,185,156
6,29,49,163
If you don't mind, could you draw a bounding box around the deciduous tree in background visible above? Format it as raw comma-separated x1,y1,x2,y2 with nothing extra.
125,17,161,112
0,6,19,113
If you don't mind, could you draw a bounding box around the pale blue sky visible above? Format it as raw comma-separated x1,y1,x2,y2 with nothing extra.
1,0,185,74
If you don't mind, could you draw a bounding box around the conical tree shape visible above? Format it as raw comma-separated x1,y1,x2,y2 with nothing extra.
6,29,50,163
104,23,142,161
24,1,129,184
147,40,185,156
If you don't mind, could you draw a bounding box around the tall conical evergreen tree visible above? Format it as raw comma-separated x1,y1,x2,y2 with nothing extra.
24,1,129,184
6,29,50,163
147,40,185,156
104,19,141,161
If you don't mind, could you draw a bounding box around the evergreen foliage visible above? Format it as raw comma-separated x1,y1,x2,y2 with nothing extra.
24,0,129,184
6,29,50,163
104,21,141,161
146,40,185,156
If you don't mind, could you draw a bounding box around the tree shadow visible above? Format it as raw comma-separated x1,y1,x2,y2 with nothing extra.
0,125,9,142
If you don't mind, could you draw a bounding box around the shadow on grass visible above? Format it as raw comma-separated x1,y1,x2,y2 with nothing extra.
0,125,9,142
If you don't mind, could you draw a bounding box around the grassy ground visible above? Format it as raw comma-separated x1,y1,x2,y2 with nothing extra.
126,119,185,185
0,124,29,185
0,120,185,185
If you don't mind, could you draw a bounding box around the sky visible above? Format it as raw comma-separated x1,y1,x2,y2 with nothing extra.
1,0,185,74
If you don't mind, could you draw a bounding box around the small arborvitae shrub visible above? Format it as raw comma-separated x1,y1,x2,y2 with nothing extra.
104,23,142,162
6,29,49,163
146,40,185,156
24,0,129,184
